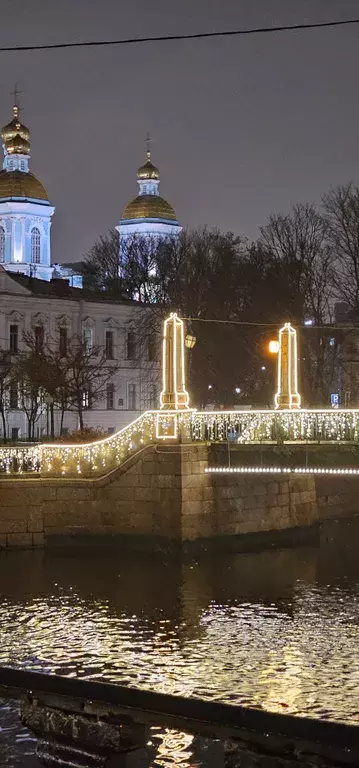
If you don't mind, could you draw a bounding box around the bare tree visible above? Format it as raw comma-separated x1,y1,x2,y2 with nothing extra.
0,349,13,442
323,183,359,309
65,336,119,430
81,229,123,297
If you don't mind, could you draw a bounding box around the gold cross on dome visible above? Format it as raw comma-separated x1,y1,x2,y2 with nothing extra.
11,83,24,111
145,131,152,159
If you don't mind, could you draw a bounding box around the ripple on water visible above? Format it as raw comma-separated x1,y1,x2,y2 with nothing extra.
1,536,359,765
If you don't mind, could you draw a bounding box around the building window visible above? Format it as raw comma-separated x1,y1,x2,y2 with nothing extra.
59,327,67,357
9,381,18,409
9,324,18,354
83,327,93,353
106,382,115,410
0,226,5,262
128,383,136,411
105,330,114,359
127,331,135,360
31,227,41,264
35,325,44,353
82,390,91,409
148,334,156,361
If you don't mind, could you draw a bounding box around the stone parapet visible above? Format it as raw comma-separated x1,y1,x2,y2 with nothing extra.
0,444,357,550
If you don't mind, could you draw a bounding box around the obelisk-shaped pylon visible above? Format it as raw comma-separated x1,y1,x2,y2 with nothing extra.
274,322,301,410
160,312,190,410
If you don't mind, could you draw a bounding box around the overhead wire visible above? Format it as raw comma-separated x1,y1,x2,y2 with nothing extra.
183,317,357,331
0,18,358,53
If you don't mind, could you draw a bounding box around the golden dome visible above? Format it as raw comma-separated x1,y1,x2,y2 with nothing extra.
6,134,31,155
0,170,49,201
2,106,30,148
137,150,159,180
122,194,177,221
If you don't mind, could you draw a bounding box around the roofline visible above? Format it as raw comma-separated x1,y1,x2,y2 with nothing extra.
0,195,51,206
120,217,181,226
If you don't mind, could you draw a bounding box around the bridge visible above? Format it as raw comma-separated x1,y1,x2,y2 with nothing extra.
0,314,358,551
0,313,358,478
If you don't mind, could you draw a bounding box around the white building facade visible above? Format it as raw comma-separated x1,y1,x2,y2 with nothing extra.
0,268,159,440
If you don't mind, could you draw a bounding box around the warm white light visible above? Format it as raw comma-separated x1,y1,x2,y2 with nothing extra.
205,466,359,475
160,312,190,411
269,340,279,354
274,323,301,410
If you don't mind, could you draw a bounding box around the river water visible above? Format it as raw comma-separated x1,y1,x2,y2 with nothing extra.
1,517,359,766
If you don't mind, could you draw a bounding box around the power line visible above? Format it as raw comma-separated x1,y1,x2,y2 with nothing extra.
184,317,356,331
0,18,358,54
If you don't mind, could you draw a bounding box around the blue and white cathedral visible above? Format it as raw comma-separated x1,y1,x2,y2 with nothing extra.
0,104,55,281
0,101,180,287
117,146,182,244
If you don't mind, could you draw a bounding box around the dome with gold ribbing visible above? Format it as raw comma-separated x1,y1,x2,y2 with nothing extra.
121,145,180,231
0,102,50,203
2,105,30,154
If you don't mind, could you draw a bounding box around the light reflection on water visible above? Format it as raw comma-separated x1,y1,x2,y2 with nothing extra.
1,516,359,765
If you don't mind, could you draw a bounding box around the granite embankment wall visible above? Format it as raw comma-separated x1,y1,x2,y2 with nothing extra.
0,444,358,550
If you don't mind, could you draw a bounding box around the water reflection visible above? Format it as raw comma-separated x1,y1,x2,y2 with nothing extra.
1,517,359,766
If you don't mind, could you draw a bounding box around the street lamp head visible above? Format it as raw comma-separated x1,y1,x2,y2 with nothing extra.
185,333,196,349
269,340,280,354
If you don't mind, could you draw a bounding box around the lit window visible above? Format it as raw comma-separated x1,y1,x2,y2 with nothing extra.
0,226,5,262
128,383,136,410
106,382,114,410
31,227,41,264
83,327,93,352
82,390,91,409
9,324,18,354
105,330,114,359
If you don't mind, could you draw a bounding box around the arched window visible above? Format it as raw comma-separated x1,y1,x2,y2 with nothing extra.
0,226,5,262
31,227,41,263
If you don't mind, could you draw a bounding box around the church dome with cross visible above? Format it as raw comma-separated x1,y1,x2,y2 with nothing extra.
118,138,182,243
0,93,55,282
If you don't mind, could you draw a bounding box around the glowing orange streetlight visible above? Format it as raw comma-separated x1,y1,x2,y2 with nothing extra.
269,339,280,354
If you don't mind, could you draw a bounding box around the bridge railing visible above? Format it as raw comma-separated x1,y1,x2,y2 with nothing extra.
188,409,359,443
0,411,157,477
2,409,359,477
0,666,358,766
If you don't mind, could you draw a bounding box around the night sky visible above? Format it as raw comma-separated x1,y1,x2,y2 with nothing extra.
1,0,359,262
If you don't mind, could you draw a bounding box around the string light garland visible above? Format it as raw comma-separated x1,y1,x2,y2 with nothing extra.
1,408,359,476
205,466,359,475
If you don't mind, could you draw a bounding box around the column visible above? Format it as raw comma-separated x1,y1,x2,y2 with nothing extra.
274,322,301,410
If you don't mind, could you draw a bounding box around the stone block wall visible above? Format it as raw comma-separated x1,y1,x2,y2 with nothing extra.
0,443,357,550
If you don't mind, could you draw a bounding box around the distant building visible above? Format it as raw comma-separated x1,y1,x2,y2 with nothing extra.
0,267,159,440
0,101,82,287
117,147,182,246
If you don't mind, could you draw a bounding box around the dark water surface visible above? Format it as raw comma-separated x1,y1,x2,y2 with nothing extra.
1,517,359,765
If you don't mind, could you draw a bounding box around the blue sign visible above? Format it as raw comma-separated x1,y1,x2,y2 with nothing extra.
331,393,339,408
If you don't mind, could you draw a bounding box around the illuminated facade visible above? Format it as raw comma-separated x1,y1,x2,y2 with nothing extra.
117,147,182,247
274,322,301,410
0,267,159,440
0,101,82,287
0,104,54,281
